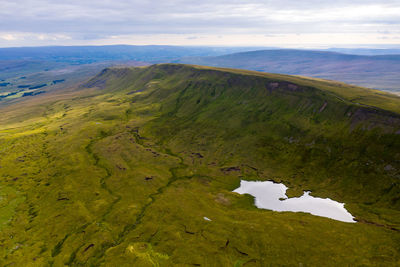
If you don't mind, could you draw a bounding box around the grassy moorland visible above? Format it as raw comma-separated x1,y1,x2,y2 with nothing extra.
0,64,399,266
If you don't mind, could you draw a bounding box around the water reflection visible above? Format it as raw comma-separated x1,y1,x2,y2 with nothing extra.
234,180,355,223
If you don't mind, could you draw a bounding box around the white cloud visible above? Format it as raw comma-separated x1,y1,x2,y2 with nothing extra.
0,34,18,41
0,32,72,46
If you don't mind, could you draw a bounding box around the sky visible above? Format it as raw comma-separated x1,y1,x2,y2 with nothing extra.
0,0,399,48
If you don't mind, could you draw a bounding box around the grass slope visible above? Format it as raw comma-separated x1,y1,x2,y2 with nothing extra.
0,64,399,266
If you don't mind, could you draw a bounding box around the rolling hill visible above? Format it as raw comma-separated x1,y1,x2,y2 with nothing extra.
325,48,400,56
177,49,400,93
0,64,399,266
0,45,262,63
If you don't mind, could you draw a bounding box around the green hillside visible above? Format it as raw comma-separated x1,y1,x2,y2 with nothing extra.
0,64,399,266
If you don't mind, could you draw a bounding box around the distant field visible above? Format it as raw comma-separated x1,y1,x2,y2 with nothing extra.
0,60,148,105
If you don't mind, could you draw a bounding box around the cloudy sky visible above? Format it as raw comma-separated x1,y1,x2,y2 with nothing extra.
0,0,399,47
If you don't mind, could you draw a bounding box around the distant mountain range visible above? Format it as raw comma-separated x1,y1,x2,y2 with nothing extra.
0,45,264,63
325,48,400,56
176,49,400,93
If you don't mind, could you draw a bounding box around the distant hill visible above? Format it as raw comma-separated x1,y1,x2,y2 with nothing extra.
0,60,149,106
0,45,264,64
325,48,400,56
176,49,400,93
2,46,400,93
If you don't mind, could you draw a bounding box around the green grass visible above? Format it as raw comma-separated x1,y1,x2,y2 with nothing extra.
0,64,399,266
0,186,24,231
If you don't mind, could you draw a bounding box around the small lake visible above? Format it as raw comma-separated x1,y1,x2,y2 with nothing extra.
234,180,355,223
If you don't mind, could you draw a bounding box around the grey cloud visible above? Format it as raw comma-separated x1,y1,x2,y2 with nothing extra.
0,0,399,44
